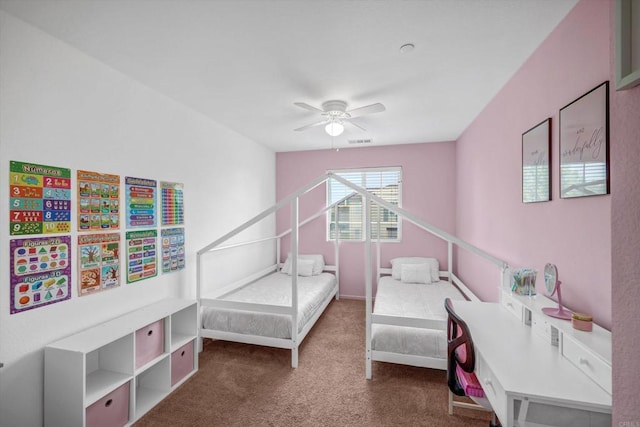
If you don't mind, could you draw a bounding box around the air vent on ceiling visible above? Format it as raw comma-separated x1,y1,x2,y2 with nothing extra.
347,139,373,145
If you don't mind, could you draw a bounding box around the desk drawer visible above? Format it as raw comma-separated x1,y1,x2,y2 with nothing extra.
476,354,507,424
562,334,612,394
501,291,523,321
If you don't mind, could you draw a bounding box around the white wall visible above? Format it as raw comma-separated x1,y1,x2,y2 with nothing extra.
0,12,275,426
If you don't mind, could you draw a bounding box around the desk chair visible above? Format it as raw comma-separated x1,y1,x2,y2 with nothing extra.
444,298,500,427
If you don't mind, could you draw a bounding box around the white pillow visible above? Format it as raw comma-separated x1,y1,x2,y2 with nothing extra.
400,263,432,284
391,257,439,282
282,253,325,275
281,257,316,277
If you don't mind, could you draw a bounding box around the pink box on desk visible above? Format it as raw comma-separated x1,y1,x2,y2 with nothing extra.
135,319,164,369
171,340,194,386
86,382,130,427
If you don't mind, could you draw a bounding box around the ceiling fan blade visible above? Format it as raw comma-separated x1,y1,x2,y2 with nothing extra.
346,120,366,131
294,120,329,132
294,102,324,113
346,103,385,118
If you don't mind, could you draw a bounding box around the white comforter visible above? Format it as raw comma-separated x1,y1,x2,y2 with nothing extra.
372,276,466,359
201,272,336,339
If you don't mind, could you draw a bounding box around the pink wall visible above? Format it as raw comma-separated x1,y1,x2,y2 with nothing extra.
276,142,456,298
455,0,612,328
609,2,640,425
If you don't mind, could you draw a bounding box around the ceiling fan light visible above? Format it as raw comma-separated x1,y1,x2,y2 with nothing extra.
325,122,344,137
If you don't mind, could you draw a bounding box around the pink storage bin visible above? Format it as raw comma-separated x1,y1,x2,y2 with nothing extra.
171,340,194,386
86,382,130,427
135,319,164,369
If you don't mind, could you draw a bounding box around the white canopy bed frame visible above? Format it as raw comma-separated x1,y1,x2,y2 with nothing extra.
196,173,509,375
196,175,351,368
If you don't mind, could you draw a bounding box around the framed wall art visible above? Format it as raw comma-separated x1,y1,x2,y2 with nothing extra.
615,0,640,90
522,118,551,203
559,81,610,199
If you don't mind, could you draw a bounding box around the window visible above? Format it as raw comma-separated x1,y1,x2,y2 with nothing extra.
327,167,401,241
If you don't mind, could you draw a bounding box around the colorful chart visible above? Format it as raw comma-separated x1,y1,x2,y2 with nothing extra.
161,228,185,274
78,170,120,231
126,230,157,283
9,161,72,235
125,177,156,228
78,233,120,296
10,236,72,314
161,181,184,226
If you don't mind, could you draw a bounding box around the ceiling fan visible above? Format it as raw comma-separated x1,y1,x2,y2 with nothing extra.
293,100,385,136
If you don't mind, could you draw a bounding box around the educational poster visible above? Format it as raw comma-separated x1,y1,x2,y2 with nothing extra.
126,230,157,283
161,181,184,226
125,176,157,228
78,233,120,296
9,161,72,236
10,236,72,314
161,228,185,274
77,170,120,231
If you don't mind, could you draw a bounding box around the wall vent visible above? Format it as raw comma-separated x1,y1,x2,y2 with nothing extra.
347,139,373,145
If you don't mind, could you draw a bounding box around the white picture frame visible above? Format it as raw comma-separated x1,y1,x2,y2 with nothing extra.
616,0,640,90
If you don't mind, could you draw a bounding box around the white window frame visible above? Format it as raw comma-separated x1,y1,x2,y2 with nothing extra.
326,167,402,242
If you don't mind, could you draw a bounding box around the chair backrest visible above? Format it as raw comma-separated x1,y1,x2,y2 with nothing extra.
444,297,476,396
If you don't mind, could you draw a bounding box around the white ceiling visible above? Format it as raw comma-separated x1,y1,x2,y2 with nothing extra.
0,0,578,152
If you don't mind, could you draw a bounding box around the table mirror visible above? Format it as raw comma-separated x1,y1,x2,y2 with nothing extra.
542,263,572,320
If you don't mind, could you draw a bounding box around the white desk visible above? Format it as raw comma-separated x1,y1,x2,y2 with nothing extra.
454,301,611,427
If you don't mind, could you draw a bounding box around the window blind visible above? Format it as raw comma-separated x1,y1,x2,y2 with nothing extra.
327,168,401,241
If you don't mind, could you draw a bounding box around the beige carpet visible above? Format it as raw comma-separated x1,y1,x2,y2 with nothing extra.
135,299,491,426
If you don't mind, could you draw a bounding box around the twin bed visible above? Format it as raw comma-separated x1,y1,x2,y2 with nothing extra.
368,256,473,376
199,253,338,368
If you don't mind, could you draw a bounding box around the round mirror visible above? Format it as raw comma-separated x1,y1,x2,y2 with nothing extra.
542,263,572,320
544,263,558,296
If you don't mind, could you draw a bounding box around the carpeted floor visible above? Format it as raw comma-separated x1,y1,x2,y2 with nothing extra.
135,299,491,426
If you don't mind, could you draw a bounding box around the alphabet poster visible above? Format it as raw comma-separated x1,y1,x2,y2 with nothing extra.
9,161,72,236
126,229,157,283
161,181,184,226
161,228,185,273
78,233,120,296
10,236,72,314
78,170,120,231
125,176,157,228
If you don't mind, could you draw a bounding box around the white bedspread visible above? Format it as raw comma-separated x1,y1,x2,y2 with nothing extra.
372,276,466,359
201,272,336,339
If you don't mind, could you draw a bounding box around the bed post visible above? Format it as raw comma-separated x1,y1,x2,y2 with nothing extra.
196,251,203,352
334,203,340,300
447,241,453,283
365,195,373,379
291,197,299,368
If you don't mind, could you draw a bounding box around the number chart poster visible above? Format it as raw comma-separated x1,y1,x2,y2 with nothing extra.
78,233,120,296
126,177,156,228
126,230,157,283
78,170,120,231
161,181,184,226
161,228,185,274
10,236,72,314
9,161,71,236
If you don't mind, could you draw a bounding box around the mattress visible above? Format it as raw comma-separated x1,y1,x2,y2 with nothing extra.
201,271,336,339
372,276,466,359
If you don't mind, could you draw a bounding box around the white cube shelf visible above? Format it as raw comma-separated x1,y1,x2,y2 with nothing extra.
45,298,198,426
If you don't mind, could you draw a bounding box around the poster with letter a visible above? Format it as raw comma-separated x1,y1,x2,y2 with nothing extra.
125,176,156,228
126,230,157,283
77,170,120,231
10,236,72,314
9,161,71,235
78,233,120,296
